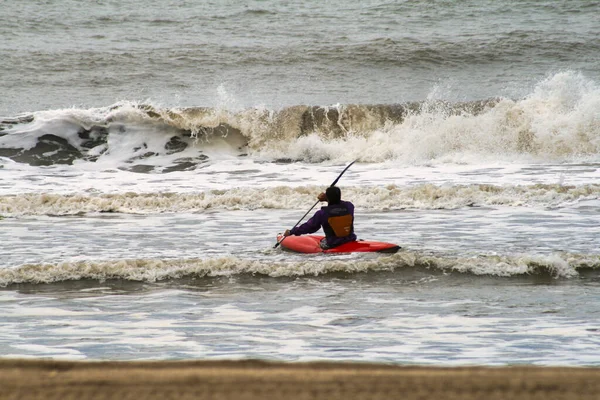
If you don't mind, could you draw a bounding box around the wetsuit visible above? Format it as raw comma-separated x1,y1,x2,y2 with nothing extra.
289,200,357,248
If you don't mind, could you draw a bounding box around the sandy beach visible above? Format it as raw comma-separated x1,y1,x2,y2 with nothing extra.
1,359,599,400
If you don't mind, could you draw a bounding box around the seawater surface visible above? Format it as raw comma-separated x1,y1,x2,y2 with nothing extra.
1,0,600,365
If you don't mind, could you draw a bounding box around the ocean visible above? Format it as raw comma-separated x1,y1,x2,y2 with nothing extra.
1,0,600,365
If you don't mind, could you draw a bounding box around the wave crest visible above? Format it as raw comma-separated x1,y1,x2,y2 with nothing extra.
1,71,599,166
1,251,597,287
1,183,598,216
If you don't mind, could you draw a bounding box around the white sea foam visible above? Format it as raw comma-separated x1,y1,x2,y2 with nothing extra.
1,251,597,287
0,183,597,216
1,72,599,170
247,73,600,164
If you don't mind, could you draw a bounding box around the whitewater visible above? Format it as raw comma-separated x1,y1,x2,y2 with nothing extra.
1,0,600,365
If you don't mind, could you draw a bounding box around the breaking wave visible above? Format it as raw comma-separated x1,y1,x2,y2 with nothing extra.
1,183,598,216
1,72,599,169
1,250,598,287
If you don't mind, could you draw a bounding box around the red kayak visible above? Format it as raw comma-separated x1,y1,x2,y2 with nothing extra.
277,235,400,254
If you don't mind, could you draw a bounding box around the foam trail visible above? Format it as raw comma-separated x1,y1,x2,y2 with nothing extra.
1,183,599,216
1,251,597,286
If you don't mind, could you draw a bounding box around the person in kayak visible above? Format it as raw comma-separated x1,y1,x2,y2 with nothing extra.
283,186,357,249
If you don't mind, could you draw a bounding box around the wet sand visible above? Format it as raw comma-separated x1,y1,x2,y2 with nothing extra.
1,359,599,400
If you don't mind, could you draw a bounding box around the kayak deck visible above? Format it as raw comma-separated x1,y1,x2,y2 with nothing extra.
277,235,400,254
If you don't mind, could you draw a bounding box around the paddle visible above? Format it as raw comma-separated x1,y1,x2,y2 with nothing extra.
274,160,357,249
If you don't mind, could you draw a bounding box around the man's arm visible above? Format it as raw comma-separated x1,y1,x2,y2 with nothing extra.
289,210,324,235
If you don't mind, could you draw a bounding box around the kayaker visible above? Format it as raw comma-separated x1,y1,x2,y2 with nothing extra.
283,186,357,249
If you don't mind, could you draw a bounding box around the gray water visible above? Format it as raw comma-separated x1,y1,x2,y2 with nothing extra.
2,206,600,363
1,0,600,365
2,1,599,114
3,273,599,364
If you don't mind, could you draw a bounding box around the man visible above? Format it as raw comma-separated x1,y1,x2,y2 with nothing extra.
284,186,357,249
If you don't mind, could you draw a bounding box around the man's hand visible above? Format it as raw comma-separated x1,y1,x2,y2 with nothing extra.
283,229,292,237
317,192,327,202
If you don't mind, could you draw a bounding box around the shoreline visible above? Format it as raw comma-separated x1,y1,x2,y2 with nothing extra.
2,359,599,400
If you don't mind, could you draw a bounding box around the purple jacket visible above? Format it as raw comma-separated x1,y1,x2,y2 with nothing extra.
290,201,357,247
